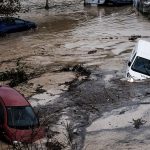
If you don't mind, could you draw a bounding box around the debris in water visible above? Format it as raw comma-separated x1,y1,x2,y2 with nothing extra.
119,110,126,115
46,139,65,150
88,50,97,54
128,35,141,41
132,118,146,129
35,85,46,94
61,64,91,77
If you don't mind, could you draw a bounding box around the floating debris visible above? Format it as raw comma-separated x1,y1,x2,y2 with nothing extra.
88,50,97,54
128,35,141,41
60,64,91,77
35,85,46,94
46,139,65,150
132,118,146,129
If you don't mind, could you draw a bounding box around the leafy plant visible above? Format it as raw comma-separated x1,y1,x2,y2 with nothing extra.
0,0,21,16
0,68,28,87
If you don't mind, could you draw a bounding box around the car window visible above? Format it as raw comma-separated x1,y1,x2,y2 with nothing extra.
3,18,15,25
15,19,25,24
0,103,4,124
7,106,39,129
131,56,150,76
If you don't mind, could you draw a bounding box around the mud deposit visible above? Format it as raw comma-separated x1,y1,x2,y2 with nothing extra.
1,1,150,149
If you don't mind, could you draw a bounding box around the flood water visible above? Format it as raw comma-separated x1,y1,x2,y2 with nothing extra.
1,3,150,149
1,5,150,71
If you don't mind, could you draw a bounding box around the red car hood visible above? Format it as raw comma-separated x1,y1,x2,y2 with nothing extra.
5,127,45,143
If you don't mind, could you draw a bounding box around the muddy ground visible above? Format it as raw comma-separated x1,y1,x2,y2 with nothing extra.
1,1,150,149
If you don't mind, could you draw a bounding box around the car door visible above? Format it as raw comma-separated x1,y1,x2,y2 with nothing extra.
0,101,5,131
5,19,25,33
14,19,27,32
4,19,18,33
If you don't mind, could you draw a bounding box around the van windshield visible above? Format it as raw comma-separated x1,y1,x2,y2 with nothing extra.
131,56,150,76
7,106,39,129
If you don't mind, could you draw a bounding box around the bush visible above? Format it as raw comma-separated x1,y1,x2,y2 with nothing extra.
0,0,21,16
0,68,28,87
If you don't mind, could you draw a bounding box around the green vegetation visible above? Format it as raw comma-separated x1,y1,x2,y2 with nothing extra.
0,0,21,16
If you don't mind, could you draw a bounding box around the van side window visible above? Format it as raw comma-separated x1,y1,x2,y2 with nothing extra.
0,103,4,124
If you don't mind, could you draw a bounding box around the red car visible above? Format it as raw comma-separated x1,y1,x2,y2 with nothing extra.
0,86,44,143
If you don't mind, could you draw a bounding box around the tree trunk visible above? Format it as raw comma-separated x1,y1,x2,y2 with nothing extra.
45,0,49,9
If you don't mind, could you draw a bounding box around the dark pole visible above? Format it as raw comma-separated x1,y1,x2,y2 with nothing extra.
45,0,49,9
84,0,86,6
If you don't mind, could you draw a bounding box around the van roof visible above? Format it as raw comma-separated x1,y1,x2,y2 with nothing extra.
0,86,29,107
136,39,150,59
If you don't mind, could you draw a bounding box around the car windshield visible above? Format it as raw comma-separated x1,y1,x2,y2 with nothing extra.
0,17,15,24
131,56,150,76
7,106,39,129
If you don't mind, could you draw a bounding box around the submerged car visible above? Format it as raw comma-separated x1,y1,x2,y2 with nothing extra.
0,17,37,36
84,0,132,5
0,86,44,143
109,0,133,5
126,39,150,81
84,0,106,5
133,0,150,14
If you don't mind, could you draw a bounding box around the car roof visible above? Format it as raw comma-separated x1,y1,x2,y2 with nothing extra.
0,17,23,23
0,17,17,20
0,86,30,107
136,39,150,60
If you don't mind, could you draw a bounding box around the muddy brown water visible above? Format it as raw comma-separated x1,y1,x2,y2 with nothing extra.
1,4,150,149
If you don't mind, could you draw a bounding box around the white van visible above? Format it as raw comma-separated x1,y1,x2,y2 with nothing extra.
126,39,150,81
